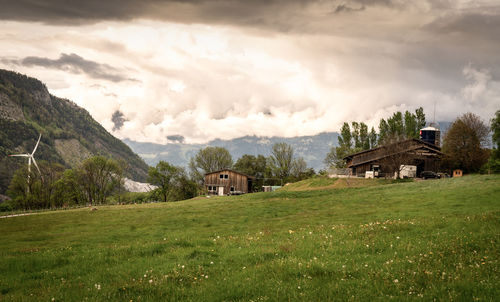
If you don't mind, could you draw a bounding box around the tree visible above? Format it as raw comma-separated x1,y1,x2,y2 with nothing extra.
484,110,500,173
269,142,294,180
234,154,268,190
189,147,233,184
378,119,389,144
54,168,85,206
324,145,350,169
369,127,378,149
148,161,183,202
442,113,490,173
359,122,370,150
387,112,404,139
404,110,417,139
351,122,361,149
379,140,415,179
6,166,35,210
148,161,196,202
291,157,308,179
77,156,123,205
38,161,65,208
492,110,500,149
415,107,426,131
7,161,66,210
338,122,352,149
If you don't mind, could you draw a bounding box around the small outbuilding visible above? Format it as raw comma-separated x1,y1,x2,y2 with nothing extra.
453,169,463,177
205,169,255,196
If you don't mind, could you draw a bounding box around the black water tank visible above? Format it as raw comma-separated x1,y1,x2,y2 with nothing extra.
420,126,440,146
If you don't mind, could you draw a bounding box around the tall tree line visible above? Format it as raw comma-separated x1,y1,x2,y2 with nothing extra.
324,107,426,169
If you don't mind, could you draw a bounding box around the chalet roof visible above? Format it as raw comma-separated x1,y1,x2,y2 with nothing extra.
204,169,255,179
344,139,443,168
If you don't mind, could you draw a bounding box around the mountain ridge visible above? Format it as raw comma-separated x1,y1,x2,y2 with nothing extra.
124,132,340,172
124,123,453,172
0,69,149,194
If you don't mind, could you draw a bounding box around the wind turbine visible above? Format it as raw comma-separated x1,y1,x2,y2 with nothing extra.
9,133,42,183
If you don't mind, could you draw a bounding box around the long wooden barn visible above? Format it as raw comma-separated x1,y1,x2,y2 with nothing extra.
204,169,255,196
344,138,443,177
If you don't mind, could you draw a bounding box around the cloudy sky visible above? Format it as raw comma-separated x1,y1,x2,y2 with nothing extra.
0,0,499,144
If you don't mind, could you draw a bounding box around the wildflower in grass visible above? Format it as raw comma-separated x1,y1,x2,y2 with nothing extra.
149,279,153,284
393,279,399,283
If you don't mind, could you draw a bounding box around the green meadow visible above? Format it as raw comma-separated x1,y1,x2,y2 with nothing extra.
0,175,499,301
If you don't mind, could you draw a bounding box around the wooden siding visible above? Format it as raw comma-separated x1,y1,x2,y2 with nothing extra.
204,170,251,195
346,139,442,177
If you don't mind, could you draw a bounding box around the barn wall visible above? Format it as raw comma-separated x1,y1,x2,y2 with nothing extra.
204,170,250,194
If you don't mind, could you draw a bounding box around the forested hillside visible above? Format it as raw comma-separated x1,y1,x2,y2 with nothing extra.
0,69,148,194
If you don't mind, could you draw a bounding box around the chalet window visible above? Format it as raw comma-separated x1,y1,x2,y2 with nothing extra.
230,186,235,192
224,174,229,179
208,186,212,191
220,174,224,179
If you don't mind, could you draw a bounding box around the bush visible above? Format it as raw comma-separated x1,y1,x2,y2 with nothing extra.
0,201,13,212
108,191,156,204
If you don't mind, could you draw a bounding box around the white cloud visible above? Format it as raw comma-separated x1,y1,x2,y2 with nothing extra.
0,2,499,144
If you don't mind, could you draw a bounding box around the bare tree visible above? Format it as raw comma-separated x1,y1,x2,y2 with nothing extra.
379,139,416,179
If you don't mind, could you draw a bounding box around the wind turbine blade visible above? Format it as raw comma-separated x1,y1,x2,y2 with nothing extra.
9,154,30,157
28,157,31,173
32,133,42,155
32,156,41,175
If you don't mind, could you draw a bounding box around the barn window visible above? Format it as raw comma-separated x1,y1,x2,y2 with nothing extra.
230,186,235,192
224,174,229,179
219,174,224,179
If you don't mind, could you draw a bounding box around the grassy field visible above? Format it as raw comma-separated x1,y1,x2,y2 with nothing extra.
0,175,499,301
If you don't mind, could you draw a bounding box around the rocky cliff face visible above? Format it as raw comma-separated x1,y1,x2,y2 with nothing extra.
0,69,149,194
0,93,25,122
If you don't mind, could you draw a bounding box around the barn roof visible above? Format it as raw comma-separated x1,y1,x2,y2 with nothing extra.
204,169,255,179
344,138,441,160
343,138,442,168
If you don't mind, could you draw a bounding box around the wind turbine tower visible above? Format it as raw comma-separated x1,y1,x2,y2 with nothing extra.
9,133,43,188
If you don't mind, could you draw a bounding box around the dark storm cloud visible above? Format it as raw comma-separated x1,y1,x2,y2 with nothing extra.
4,53,136,82
0,0,402,30
167,135,185,143
111,110,127,131
333,4,365,14
0,0,293,25
424,12,500,41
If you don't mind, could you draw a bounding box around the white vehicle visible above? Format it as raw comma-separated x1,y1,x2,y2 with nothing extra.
399,165,417,179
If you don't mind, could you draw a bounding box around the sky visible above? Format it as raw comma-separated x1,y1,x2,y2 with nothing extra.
0,0,499,144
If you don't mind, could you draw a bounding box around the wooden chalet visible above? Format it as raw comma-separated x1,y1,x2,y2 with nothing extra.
204,169,255,196
344,139,443,177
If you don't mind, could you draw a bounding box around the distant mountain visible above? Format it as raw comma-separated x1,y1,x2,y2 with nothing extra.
124,132,340,172
0,69,149,194
124,122,454,173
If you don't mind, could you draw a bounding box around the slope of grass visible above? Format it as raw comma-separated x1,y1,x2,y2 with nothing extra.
0,175,499,301
280,176,402,191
